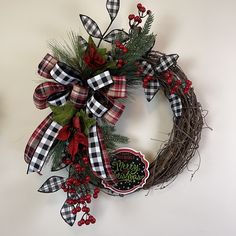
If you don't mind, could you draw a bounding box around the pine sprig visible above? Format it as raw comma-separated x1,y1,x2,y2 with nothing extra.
142,13,154,35
101,123,129,153
49,32,86,71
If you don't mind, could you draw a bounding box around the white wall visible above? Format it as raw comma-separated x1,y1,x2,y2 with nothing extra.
0,0,235,235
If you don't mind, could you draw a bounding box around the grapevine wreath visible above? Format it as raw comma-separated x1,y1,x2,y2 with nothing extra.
24,0,204,228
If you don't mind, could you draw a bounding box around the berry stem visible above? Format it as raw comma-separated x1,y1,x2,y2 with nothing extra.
97,19,114,48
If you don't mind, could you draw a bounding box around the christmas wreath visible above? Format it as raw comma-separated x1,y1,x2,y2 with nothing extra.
25,0,204,228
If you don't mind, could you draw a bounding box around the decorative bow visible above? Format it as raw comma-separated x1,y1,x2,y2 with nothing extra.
25,54,127,183
141,54,182,117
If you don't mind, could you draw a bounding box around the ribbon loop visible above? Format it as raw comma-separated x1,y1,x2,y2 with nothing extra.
70,85,89,108
86,95,108,118
106,76,127,98
33,82,68,109
38,54,58,79
50,62,81,85
103,99,125,125
87,70,113,91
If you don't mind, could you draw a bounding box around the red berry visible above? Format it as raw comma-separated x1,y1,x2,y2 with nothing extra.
86,198,91,203
119,44,125,50
76,206,81,212
186,80,192,85
91,218,96,224
78,221,83,226
128,14,135,20
137,3,142,9
82,156,89,165
140,7,146,13
123,47,128,53
66,199,74,205
134,16,141,22
117,63,123,68
63,159,72,165
94,187,100,194
176,79,181,85
85,176,91,183
72,208,77,215
115,40,121,47
85,220,90,225
93,193,98,199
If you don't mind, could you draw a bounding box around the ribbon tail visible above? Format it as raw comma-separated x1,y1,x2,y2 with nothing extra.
168,94,182,118
27,119,62,174
144,79,160,102
88,125,117,184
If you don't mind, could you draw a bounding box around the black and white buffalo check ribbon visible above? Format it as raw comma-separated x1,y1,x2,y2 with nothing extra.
155,54,179,73
60,202,76,226
168,94,182,117
141,54,183,117
25,54,126,183
38,176,66,193
27,121,62,173
141,60,160,102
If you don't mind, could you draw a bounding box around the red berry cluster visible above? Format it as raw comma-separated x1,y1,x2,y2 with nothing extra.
62,182,100,227
115,40,128,68
61,152,100,227
164,70,192,94
183,79,192,94
128,3,151,28
143,75,154,88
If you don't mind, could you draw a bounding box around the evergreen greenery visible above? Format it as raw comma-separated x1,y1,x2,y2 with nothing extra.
100,123,129,153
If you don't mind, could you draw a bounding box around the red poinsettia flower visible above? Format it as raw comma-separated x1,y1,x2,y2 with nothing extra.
83,39,106,69
56,116,88,161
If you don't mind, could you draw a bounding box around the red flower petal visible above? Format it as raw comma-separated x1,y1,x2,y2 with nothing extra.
57,125,71,141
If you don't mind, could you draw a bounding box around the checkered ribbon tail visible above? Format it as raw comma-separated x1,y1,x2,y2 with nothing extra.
27,121,62,173
97,126,117,184
38,176,66,193
60,202,76,226
88,125,112,179
155,54,179,73
168,94,182,117
144,80,160,102
106,0,120,20
24,114,53,164
50,62,81,85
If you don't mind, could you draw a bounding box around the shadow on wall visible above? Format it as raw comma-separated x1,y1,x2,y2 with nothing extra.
0,97,5,132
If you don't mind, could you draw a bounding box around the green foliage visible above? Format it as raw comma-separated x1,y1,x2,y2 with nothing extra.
49,102,77,126
76,110,96,136
48,141,67,171
101,123,129,153
49,32,86,71
142,13,154,35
